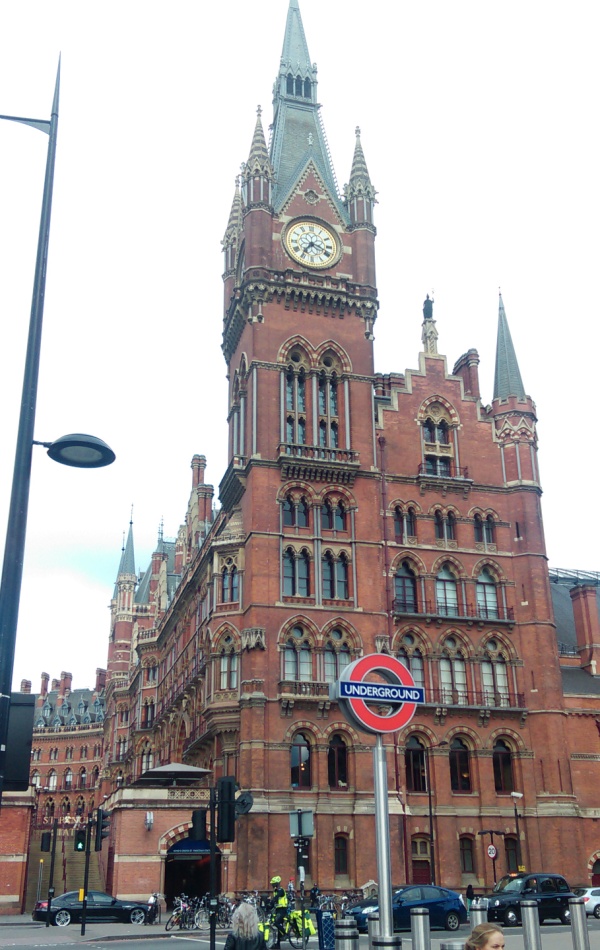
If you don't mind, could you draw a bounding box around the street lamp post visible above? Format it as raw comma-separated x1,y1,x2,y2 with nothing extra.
425,741,448,886
510,791,524,871
0,67,115,806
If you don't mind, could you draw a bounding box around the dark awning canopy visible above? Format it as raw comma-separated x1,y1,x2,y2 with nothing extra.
166,837,220,860
131,762,212,787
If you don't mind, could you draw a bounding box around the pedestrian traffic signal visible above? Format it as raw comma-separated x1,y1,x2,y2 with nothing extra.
94,807,110,852
190,808,207,841
74,829,86,852
40,832,51,852
217,776,236,843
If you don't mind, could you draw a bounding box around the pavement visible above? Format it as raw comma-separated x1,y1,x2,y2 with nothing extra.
1,915,600,949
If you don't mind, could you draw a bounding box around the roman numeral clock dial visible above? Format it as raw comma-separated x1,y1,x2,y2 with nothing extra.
285,220,338,269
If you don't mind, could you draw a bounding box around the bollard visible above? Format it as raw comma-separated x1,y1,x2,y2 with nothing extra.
334,917,361,950
520,900,542,950
372,934,402,950
368,913,380,950
410,907,430,950
469,899,487,928
569,897,591,950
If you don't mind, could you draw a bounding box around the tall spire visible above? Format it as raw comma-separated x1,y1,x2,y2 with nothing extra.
269,0,345,218
493,293,526,400
120,517,136,576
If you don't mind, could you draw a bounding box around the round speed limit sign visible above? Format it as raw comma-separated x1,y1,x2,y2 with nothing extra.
487,844,497,859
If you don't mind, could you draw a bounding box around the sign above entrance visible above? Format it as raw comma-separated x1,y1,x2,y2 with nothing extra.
330,653,425,734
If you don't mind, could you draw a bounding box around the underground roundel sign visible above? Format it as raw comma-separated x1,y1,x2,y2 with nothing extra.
330,653,425,734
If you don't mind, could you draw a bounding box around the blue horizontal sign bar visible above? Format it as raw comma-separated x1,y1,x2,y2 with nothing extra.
339,682,425,704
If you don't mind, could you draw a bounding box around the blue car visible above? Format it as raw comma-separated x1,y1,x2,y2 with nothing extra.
345,885,467,933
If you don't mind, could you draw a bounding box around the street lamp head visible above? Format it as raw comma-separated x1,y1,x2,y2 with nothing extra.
44,434,116,468
510,791,524,799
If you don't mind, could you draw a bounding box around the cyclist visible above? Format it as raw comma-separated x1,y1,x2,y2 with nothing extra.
269,876,288,949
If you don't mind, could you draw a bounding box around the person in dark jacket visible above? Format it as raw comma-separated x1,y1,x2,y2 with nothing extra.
225,903,267,950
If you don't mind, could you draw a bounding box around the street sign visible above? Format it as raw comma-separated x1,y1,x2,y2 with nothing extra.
330,653,425,734
487,844,497,859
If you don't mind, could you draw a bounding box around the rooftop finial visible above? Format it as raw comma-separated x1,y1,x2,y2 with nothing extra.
421,293,438,354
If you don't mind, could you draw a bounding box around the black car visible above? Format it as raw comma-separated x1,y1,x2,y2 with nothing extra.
32,890,148,926
484,873,575,926
344,885,467,932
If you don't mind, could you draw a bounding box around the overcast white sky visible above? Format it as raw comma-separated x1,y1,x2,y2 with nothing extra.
0,1,598,693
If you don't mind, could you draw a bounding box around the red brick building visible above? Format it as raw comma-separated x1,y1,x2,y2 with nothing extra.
10,0,600,914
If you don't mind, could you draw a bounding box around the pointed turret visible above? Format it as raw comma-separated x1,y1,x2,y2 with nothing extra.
491,294,538,486
270,0,345,218
222,178,242,278
493,293,526,400
344,127,377,228
241,107,274,211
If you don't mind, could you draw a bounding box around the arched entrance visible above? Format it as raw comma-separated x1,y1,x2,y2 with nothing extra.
164,838,221,908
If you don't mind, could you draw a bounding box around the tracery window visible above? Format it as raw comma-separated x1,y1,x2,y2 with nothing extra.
394,561,418,612
220,643,238,690
221,562,239,603
440,637,467,704
283,548,311,597
394,505,417,542
436,565,459,616
283,495,309,528
482,642,509,706
323,630,351,682
64,769,73,790
291,732,312,788
476,569,499,619
48,770,57,791
284,626,313,681
397,635,425,688
318,372,340,449
285,366,307,446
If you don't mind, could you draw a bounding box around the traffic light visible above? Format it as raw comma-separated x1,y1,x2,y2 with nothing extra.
40,832,51,852
74,829,86,852
190,808,207,840
94,808,110,852
217,776,236,843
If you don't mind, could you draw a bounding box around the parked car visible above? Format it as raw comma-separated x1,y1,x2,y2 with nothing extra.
573,887,600,918
484,873,575,926
32,890,148,926
344,885,467,932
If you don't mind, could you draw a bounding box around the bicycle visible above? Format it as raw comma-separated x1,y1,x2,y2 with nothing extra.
165,895,195,931
260,908,315,948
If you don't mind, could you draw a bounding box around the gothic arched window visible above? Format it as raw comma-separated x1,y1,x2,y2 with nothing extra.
405,736,427,792
449,738,471,792
291,732,312,787
493,739,514,793
284,627,312,682
328,735,348,788
476,569,499,619
436,565,459,616
394,561,417,613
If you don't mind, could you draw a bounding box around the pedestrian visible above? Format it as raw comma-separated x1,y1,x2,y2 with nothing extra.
268,876,289,949
466,883,475,916
464,922,505,949
225,902,267,950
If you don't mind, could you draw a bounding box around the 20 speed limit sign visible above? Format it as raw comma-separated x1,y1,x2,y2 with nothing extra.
487,844,497,859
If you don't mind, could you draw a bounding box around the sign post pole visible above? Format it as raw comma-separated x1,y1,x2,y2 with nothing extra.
373,734,393,937
331,653,425,944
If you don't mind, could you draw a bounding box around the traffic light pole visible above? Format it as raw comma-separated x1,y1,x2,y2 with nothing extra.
45,819,58,928
80,816,93,936
209,786,217,950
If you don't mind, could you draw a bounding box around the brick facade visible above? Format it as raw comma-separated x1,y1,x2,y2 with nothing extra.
6,0,600,914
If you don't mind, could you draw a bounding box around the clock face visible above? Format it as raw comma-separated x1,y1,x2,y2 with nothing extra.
285,220,338,268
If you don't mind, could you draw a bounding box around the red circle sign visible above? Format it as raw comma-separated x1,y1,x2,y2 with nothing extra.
487,844,497,860
331,653,425,734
